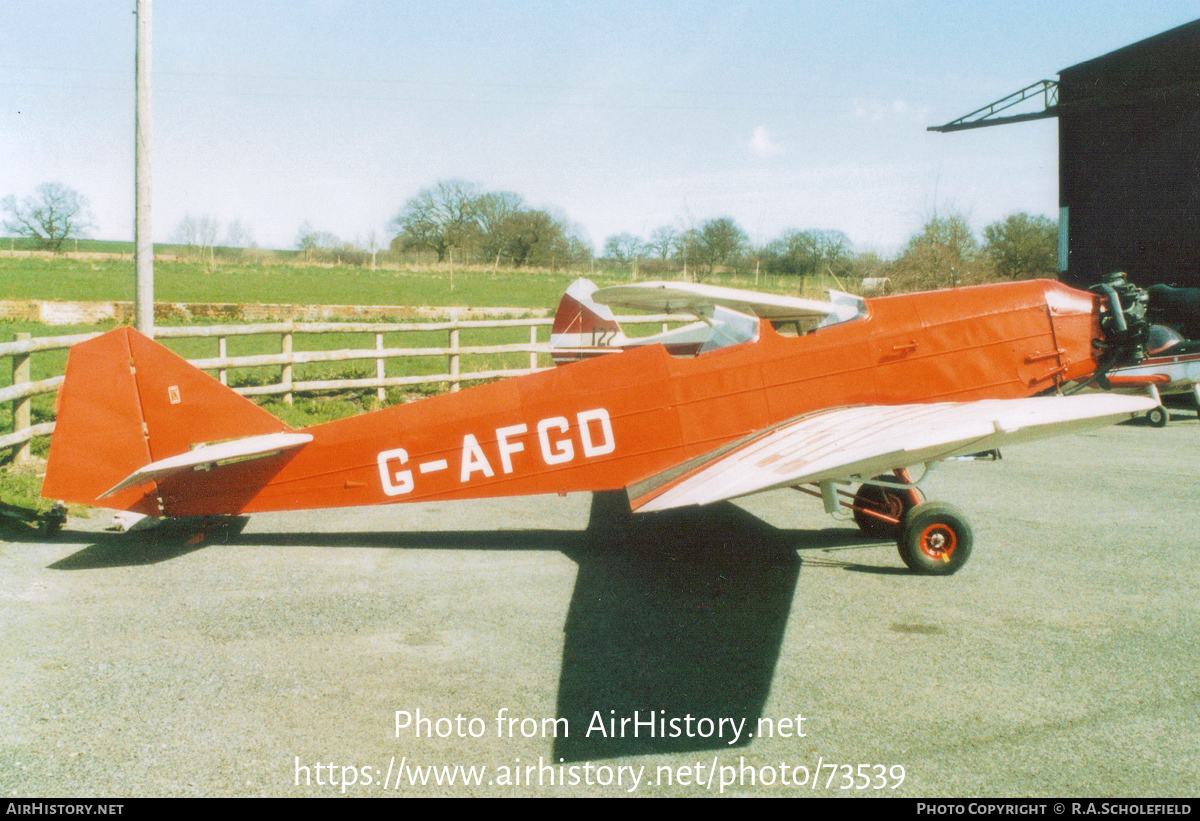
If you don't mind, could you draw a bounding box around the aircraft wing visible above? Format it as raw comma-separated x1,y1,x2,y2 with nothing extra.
628,395,1156,512
594,281,859,323
99,432,313,499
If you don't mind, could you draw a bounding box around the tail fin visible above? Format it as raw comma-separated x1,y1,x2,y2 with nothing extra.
549,278,628,364
42,327,288,512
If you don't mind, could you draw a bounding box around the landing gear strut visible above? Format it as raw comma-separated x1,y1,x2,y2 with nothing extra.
851,471,924,539
800,465,974,575
1145,384,1168,428
847,469,973,574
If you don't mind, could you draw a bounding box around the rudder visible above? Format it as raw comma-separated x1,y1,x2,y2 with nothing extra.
550,278,628,364
42,327,288,511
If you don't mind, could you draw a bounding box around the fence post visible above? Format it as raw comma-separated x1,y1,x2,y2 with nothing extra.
281,321,294,405
530,325,538,370
12,332,31,465
375,332,385,403
448,322,460,393
218,335,228,385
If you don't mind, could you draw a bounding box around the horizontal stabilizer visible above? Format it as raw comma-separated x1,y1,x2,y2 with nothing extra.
99,432,313,499
629,395,1157,512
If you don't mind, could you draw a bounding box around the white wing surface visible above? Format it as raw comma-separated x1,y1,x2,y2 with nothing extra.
594,281,860,324
629,395,1156,512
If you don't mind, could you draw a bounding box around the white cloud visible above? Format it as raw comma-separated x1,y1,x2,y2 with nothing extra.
748,125,784,158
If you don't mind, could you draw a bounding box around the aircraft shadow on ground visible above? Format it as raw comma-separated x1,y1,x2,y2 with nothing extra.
552,491,806,761
32,493,897,761
40,516,251,569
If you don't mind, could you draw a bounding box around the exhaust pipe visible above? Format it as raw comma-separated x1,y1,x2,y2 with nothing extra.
1088,272,1151,387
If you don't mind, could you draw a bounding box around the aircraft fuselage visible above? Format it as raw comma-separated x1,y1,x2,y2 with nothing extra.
151,279,1101,517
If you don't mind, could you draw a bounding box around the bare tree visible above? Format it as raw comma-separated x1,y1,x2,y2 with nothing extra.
171,214,199,248
296,222,344,263
2,183,94,251
603,233,642,265
694,218,747,279
475,190,523,263
892,211,984,289
224,219,253,249
197,215,219,266
646,225,677,260
172,213,219,264
673,223,702,280
390,180,482,262
297,221,320,261
760,229,852,278
475,191,523,235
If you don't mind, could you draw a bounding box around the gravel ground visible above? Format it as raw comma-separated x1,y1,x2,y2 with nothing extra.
1,412,1197,797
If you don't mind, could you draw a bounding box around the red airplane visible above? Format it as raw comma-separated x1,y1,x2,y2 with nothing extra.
42,275,1156,575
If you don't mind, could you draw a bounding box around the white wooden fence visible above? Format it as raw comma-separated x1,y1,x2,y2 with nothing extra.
1,313,686,465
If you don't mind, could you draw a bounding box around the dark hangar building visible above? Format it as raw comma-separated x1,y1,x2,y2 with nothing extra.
931,18,1200,289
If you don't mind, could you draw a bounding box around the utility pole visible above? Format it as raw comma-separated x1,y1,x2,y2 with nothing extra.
134,0,154,336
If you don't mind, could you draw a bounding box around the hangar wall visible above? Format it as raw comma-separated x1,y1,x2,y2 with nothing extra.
1057,19,1200,288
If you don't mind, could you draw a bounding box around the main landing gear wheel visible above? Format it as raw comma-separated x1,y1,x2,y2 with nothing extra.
1146,406,1169,428
853,476,924,539
897,502,973,576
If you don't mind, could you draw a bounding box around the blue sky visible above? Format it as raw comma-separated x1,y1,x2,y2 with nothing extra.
2,1,1197,255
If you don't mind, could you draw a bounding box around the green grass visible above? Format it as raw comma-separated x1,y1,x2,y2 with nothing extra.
0,465,55,513
4,236,385,262
0,255,845,306
4,237,138,254
0,257,600,306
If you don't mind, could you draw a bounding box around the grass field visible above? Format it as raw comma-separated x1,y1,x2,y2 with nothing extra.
0,256,602,306
4,237,175,255
0,252,844,306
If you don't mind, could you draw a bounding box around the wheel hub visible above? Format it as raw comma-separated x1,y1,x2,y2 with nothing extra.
919,524,957,562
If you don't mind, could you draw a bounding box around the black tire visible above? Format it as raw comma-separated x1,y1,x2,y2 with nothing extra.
853,476,923,539
897,502,973,576
1147,406,1169,428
